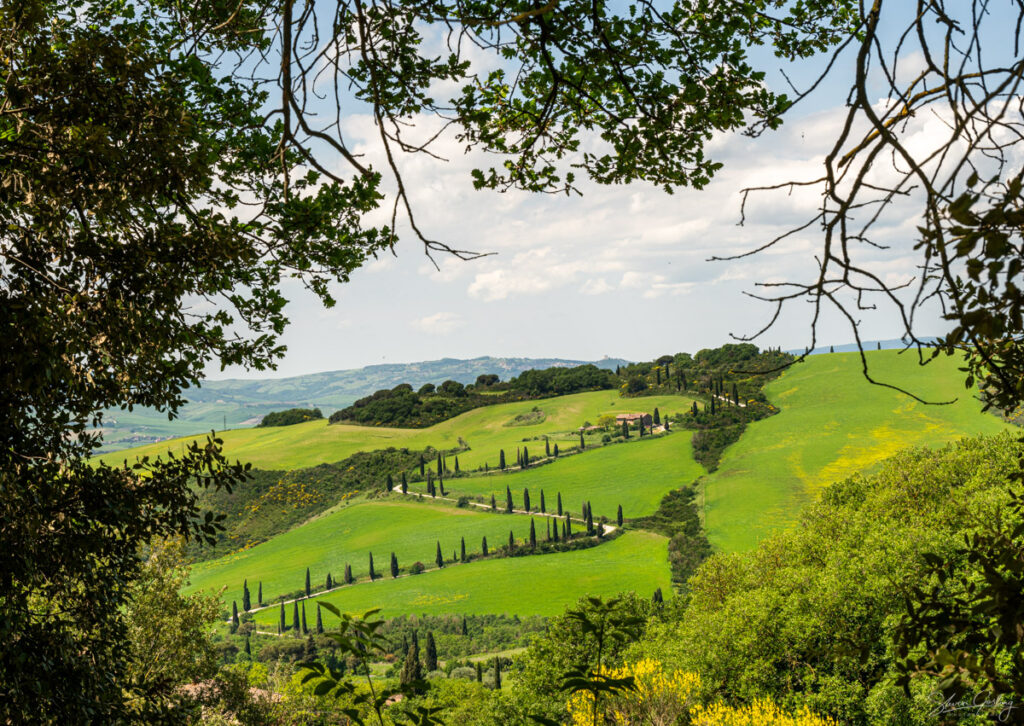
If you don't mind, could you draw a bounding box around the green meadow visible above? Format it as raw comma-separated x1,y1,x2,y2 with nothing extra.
248,530,670,620
98,390,695,472
704,350,1011,553
187,498,557,604
441,430,704,520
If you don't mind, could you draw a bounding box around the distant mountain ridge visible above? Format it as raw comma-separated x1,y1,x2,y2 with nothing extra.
99,355,631,452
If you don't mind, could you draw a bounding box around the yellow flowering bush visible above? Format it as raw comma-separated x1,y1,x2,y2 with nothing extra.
690,699,838,726
567,659,700,726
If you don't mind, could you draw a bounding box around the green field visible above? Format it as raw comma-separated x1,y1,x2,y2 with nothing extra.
704,350,1011,553
98,390,695,472
187,498,560,604
442,430,704,520
248,530,670,621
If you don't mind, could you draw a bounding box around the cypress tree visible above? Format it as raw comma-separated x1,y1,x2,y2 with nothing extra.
493,657,502,689
301,601,308,635
877,341,882,350
242,580,250,612
529,519,536,548
386,473,394,491
390,552,399,578
461,617,469,636
400,638,422,685
439,478,446,497
455,456,460,473
231,601,239,628
245,637,251,656
305,568,311,598
437,453,443,476
579,430,585,449
344,563,353,584
425,632,438,672
368,553,376,580
557,492,563,516
292,600,300,633
508,530,515,550
562,519,568,538
665,417,670,431
656,368,661,385
279,602,286,632
691,401,698,415
617,504,623,527
622,420,629,438
401,471,408,494
565,513,572,537
419,455,425,476
482,536,488,556
652,587,664,604
552,520,559,542
316,605,324,634
258,581,262,607
490,493,496,510
596,521,605,538
505,486,513,513
522,446,529,468
830,345,835,353
586,503,594,535
545,438,550,457
326,573,333,589
460,537,466,563
435,541,444,569
523,488,531,512
546,518,551,541
540,490,546,513
499,449,506,470
653,407,660,425
553,443,559,457
639,418,645,437
710,397,716,414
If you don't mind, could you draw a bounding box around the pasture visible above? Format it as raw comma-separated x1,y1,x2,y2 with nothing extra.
187,498,552,604
248,530,670,621
441,430,704,520
703,350,1011,553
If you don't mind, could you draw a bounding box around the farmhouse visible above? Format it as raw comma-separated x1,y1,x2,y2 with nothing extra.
616,412,653,427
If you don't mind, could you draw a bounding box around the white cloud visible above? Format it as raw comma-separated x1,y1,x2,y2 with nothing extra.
412,312,463,334
580,278,614,295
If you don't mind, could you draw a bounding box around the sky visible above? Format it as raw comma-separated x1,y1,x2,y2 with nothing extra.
207,7,966,381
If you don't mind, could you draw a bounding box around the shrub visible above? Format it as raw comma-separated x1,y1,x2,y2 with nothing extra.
409,562,425,575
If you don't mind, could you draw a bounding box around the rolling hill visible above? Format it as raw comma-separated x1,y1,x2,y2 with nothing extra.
703,350,1012,552
99,389,696,472
98,355,630,452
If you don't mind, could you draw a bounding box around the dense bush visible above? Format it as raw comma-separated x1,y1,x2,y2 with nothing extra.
690,424,745,472
328,383,505,427
635,433,1023,725
256,407,323,427
632,486,711,588
506,364,616,396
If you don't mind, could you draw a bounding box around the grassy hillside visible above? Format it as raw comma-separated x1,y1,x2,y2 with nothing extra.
704,350,1011,553
187,498,553,603
99,390,696,472
442,431,704,520
247,530,669,620
98,356,629,452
